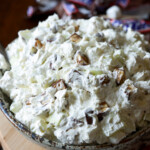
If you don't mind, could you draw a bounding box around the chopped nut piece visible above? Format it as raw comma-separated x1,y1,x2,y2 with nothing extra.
35,39,43,48
76,53,89,65
52,79,67,91
114,68,125,85
99,75,110,85
70,33,82,43
99,102,109,113
75,25,79,32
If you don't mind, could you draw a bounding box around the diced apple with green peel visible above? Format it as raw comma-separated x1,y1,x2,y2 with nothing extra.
19,30,32,41
39,119,47,133
90,70,103,76
111,50,125,69
41,77,53,89
30,118,48,136
113,50,125,63
9,53,20,65
47,112,65,127
10,101,22,113
112,56,125,67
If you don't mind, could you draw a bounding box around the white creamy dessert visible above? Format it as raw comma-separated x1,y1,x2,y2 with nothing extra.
0,14,150,145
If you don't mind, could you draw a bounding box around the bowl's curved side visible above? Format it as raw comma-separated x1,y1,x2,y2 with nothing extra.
0,90,63,149
0,90,150,150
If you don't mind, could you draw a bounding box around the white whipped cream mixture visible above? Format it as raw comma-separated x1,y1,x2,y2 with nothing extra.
0,14,150,144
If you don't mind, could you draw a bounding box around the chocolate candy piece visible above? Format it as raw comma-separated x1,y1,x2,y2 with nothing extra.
62,2,79,16
27,0,58,18
68,0,94,7
110,19,150,34
27,6,37,18
85,109,94,125
117,0,130,8
56,1,92,19
93,0,114,14
85,113,93,124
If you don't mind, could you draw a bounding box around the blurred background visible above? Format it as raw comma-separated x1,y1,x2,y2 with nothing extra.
0,0,150,48
0,0,37,47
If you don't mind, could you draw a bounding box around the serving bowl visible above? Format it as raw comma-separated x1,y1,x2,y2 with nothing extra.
0,90,150,150
0,71,150,150
0,38,150,150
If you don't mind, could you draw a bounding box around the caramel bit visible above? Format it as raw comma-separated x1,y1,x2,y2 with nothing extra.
35,39,44,48
126,84,135,91
125,84,136,98
99,102,109,113
52,79,67,91
85,108,108,123
114,68,125,85
70,33,82,43
25,101,31,105
99,75,110,85
96,102,109,122
75,25,79,32
76,53,89,65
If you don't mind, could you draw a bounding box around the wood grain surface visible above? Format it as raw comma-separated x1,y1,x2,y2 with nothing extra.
0,110,47,150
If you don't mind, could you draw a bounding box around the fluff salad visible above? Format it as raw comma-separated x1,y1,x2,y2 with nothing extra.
0,14,150,145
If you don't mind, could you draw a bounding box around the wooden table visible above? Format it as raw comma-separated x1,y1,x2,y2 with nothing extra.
0,110,46,150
